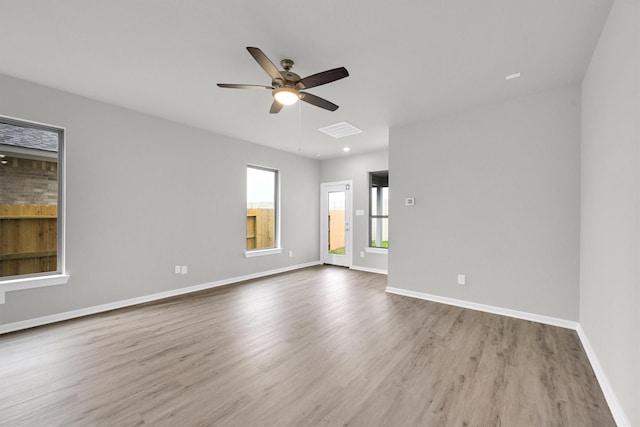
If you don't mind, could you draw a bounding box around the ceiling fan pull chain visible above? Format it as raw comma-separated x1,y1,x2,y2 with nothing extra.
298,101,303,152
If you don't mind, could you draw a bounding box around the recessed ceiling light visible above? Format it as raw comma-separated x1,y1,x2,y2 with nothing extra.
506,72,521,80
318,121,362,139
343,147,351,152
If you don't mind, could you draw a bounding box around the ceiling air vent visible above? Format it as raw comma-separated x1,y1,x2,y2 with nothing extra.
318,121,362,139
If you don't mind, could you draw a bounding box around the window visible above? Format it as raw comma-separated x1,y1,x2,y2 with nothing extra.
246,165,279,255
369,170,388,250
0,116,67,295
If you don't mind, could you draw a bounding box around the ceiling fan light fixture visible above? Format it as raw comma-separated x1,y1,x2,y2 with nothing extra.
273,87,300,105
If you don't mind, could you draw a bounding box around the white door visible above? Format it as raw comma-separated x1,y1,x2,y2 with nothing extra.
321,181,352,267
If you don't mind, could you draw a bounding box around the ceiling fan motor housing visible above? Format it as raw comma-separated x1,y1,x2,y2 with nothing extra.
272,73,302,89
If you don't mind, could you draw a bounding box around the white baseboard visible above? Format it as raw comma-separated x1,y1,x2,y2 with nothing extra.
385,286,578,330
0,261,321,335
576,325,631,427
350,265,388,275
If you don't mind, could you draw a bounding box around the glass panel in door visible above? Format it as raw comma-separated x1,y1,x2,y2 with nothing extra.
327,191,346,257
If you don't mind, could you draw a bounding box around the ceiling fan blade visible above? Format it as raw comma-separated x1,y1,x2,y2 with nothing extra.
269,100,284,114
247,47,284,82
298,67,349,90
217,83,273,90
300,92,339,111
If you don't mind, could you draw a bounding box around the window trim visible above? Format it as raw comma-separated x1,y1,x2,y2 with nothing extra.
0,115,68,303
245,164,281,256
365,247,387,254
244,248,283,258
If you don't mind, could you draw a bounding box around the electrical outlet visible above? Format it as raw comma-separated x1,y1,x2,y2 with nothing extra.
175,265,181,274
360,251,365,258
457,274,466,285
289,251,293,257
181,266,188,275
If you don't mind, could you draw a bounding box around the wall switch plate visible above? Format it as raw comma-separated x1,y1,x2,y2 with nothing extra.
181,266,188,275
405,197,415,206
457,274,466,285
175,265,181,274
355,209,365,216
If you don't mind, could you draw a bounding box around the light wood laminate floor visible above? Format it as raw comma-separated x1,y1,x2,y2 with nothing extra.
0,266,614,426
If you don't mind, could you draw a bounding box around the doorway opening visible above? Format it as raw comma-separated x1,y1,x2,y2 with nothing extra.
320,181,352,267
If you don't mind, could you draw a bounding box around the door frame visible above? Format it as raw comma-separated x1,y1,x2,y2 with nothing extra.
320,180,353,267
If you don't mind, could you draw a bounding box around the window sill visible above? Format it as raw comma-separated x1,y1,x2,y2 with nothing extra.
365,247,388,255
0,273,69,304
245,248,282,258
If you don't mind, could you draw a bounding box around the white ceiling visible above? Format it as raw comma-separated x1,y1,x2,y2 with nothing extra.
0,0,613,159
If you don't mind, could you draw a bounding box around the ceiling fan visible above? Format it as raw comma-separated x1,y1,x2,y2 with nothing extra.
217,47,349,114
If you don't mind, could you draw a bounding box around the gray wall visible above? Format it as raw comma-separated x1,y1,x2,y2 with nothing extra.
320,149,388,272
0,74,320,326
389,85,581,320
580,0,639,424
